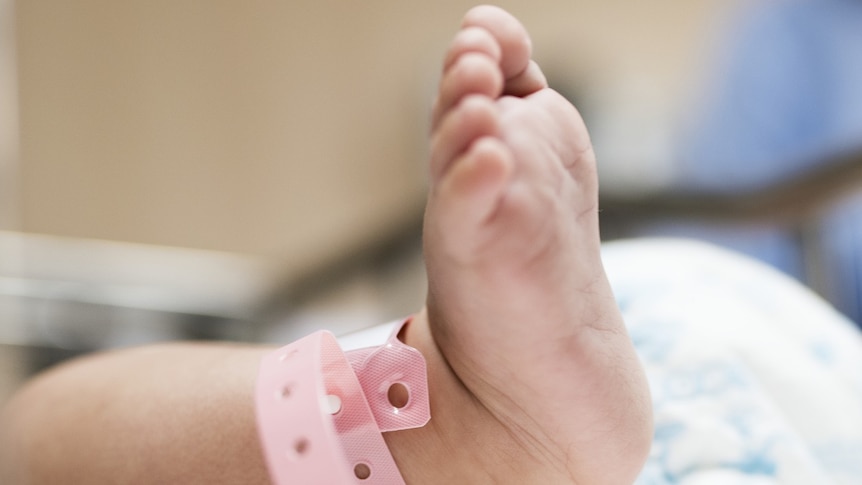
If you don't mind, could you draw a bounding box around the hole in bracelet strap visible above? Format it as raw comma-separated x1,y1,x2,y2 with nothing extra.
321,394,342,415
287,437,310,462
387,382,409,409
353,462,371,480
278,383,295,400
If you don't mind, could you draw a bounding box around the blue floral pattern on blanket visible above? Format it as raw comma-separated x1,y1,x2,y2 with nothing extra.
603,239,862,485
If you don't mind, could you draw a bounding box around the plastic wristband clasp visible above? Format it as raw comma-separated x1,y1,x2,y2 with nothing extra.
255,318,430,484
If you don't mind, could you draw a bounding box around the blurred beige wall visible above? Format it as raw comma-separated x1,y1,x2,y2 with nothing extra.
1,0,17,230
13,0,726,272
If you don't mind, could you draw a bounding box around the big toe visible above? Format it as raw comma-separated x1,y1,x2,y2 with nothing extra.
461,5,532,80
461,6,547,98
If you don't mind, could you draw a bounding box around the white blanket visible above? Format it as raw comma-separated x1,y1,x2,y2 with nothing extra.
605,239,862,485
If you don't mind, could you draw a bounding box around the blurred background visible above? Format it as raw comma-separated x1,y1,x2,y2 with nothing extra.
2,0,861,406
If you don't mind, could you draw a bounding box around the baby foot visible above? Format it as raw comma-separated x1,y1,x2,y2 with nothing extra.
387,6,652,484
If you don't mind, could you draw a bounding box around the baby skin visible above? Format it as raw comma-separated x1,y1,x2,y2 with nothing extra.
394,6,652,483
0,5,651,485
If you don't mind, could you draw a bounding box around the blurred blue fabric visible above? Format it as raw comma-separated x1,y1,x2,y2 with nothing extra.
635,221,804,282
645,0,862,326
677,0,862,193
817,192,862,324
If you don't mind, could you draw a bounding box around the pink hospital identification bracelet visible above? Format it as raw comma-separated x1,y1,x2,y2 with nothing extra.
255,319,430,484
